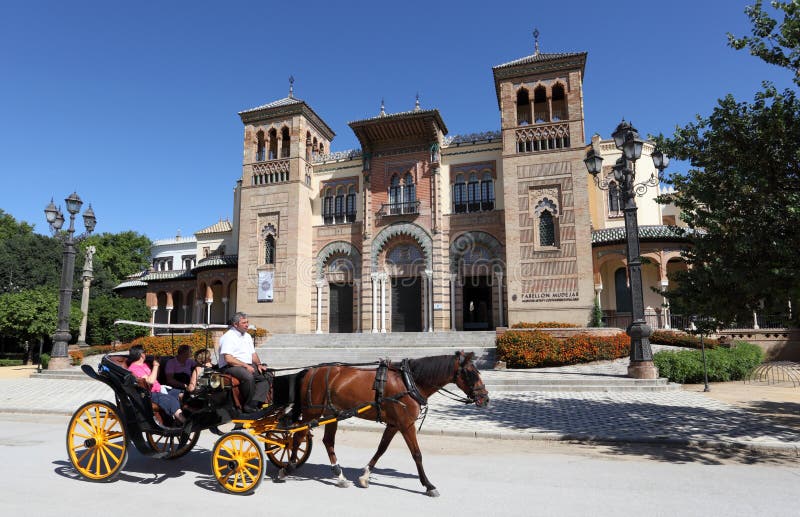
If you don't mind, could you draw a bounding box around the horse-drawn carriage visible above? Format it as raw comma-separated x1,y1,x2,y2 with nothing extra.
66,321,489,496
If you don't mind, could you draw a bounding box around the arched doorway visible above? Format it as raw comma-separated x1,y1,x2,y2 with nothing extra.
450,231,505,331
316,241,361,333
385,240,425,332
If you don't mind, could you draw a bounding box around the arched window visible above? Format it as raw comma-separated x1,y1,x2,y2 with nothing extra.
453,173,467,213
481,172,495,211
403,172,415,207
389,174,401,215
312,137,318,160
323,188,334,225
346,186,356,222
280,127,290,158
305,132,312,161
614,267,632,313
319,143,325,156
516,88,531,126
256,131,266,161
551,83,567,121
268,129,278,160
539,210,555,246
334,187,345,224
608,181,621,214
533,85,548,123
264,235,276,265
467,173,480,212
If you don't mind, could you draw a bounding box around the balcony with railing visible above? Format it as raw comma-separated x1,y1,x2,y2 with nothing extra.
377,201,420,219
515,122,570,154
247,159,290,185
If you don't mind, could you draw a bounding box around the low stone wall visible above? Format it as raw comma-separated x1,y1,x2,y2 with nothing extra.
718,328,800,361
496,327,626,340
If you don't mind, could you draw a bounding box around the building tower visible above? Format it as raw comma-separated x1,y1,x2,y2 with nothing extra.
236,84,335,332
493,35,595,324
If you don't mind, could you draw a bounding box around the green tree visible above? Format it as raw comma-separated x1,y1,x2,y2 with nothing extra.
81,231,152,296
0,209,34,240
728,0,800,86
0,232,63,294
85,294,150,345
657,2,800,326
0,288,81,348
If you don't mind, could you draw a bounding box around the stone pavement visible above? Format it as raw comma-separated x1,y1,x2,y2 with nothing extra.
1,359,798,456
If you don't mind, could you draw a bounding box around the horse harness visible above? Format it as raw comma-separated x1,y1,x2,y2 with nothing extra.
303,359,429,424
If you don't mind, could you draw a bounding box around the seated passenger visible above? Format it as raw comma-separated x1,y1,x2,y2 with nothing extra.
218,312,269,413
187,349,213,393
126,345,185,424
165,344,195,390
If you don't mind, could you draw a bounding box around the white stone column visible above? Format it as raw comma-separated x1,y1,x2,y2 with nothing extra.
371,273,379,333
166,306,173,325
425,269,433,332
315,280,325,333
753,311,760,330
450,273,457,331
660,280,669,329
496,272,504,328
205,300,212,324
421,274,428,332
380,273,387,333
355,280,362,333
149,307,157,337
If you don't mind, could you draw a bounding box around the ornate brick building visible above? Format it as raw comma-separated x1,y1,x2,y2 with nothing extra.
117,41,688,333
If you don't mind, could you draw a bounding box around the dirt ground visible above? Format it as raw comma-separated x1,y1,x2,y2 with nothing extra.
0,364,39,379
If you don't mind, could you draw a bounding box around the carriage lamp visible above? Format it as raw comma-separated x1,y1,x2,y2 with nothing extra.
584,120,669,379
43,192,97,370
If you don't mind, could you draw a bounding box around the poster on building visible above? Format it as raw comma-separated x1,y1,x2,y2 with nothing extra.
257,270,274,302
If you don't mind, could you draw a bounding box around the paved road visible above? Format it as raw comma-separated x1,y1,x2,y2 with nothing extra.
2,374,798,454
2,413,797,517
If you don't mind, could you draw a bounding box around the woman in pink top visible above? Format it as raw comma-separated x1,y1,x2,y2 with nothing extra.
126,345,185,424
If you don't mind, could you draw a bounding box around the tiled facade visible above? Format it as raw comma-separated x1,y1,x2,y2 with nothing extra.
118,43,689,333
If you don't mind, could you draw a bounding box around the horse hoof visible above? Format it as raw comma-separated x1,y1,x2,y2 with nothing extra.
277,468,287,481
426,489,440,497
336,478,352,488
357,475,369,488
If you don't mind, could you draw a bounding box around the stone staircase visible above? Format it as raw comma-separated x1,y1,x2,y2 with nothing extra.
255,331,498,369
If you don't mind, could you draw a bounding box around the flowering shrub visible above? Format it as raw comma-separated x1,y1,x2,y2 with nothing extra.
496,330,629,368
650,330,720,349
247,326,269,339
510,322,581,329
130,332,215,356
69,350,83,366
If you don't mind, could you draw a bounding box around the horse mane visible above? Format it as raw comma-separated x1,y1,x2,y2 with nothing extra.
405,353,473,386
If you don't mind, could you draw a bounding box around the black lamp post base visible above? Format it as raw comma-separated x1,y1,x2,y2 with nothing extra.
47,356,73,371
628,360,658,379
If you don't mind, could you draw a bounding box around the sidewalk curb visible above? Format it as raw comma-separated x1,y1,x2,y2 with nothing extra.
4,407,797,457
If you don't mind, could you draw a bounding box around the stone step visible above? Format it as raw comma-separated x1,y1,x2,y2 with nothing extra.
262,331,497,348
482,383,680,392
255,346,496,369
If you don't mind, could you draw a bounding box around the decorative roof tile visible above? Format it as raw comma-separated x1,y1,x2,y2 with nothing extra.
193,254,239,272
196,220,232,235
493,51,587,70
348,108,441,126
113,279,148,290
592,225,696,246
239,96,304,114
139,270,195,282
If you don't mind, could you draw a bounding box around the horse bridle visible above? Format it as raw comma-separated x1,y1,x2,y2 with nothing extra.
440,352,488,405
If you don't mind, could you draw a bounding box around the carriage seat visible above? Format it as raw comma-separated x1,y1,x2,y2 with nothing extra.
104,354,173,425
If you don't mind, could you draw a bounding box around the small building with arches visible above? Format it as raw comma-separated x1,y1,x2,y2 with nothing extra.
117,37,689,334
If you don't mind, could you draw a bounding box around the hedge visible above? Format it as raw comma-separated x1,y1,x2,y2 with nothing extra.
650,330,720,349
653,342,763,383
130,332,216,357
496,330,629,368
510,322,581,329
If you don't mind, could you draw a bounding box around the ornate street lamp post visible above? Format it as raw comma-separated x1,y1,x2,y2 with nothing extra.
584,120,669,379
44,193,97,370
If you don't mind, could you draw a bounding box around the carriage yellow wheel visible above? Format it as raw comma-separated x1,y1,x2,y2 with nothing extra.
66,400,128,482
211,431,265,494
146,430,201,459
264,430,313,468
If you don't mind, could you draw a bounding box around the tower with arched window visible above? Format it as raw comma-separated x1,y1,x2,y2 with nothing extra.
492,44,596,323
236,90,335,332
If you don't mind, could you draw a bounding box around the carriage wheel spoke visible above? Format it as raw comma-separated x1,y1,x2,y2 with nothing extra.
99,446,112,473
102,444,121,464
75,446,92,464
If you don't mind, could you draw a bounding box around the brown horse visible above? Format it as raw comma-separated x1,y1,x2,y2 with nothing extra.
288,351,489,497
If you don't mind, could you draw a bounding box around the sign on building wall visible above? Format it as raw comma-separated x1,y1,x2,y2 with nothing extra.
257,270,274,302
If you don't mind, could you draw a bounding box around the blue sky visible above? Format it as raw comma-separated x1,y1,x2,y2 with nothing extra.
0,0,794,240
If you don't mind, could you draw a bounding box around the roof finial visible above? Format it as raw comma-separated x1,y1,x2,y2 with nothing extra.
288,75,295,98
533,28,540,55
414,92,420,112
380,97,386,116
